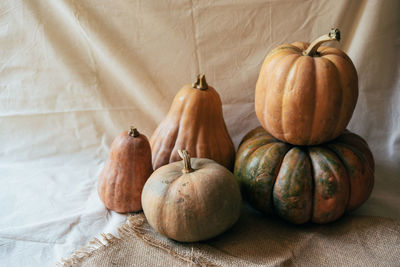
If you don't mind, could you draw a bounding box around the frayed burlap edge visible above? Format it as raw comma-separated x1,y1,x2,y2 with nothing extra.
57,213,217,267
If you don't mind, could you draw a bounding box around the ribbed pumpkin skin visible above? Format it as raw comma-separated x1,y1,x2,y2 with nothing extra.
150,82,235,170
234,127,374,224
255,42,358,145
142,157,242,242
98,130,153,213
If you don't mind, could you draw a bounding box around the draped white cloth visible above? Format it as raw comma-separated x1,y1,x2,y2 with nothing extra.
0,0,399,266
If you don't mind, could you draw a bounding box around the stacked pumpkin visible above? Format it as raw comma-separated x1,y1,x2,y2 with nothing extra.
235,28,374,224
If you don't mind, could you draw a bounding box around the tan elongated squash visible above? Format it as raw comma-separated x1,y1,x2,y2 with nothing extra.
150,74,235,170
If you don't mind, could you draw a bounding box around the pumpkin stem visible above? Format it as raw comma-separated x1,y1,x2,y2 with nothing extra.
192,74,208,90
129,126,139,137
178,150,194,173
303,28,341,57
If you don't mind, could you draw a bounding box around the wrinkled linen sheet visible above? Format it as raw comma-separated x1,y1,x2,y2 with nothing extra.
0,0,399,266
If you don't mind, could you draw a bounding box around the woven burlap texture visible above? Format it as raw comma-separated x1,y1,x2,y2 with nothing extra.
60,204,400,267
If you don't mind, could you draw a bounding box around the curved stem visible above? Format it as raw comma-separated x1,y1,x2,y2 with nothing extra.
178,150,194,173
303,28,341,56
129,126,139,137
192,74,208,90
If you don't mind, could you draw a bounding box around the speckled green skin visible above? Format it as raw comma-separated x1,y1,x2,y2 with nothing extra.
234,127,374,224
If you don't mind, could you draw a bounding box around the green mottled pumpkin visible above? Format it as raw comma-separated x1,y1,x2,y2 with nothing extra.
234,126,374,224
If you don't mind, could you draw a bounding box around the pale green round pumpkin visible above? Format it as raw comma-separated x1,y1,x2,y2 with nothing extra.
142,150,242,242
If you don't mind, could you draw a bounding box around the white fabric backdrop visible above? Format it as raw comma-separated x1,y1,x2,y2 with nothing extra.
0,0,399,266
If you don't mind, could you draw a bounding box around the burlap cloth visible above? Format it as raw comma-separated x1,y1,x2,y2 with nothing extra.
59,204,400,266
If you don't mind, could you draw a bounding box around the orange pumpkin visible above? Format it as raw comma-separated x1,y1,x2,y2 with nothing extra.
150,74,235,170
98,126,153,213
255,28,358,145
